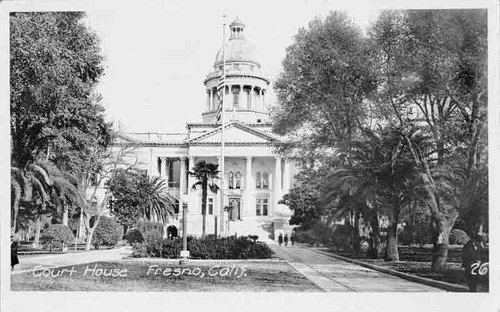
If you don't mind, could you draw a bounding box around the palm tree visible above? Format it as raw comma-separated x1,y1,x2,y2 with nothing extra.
189,161,220,238
140,176,177,224
11,161,53,245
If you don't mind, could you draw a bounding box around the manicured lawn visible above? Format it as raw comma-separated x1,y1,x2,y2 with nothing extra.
11,260,322,292
325,245,489,288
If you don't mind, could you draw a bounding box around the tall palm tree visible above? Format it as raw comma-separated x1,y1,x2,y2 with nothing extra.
190,161,220,238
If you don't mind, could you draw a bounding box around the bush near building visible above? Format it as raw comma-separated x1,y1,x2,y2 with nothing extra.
92,216,123,249
132,236,273,259
41,224,74,252
125,229,144,244
449,229,469,245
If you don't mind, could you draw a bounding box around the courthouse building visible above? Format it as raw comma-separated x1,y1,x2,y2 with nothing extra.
115,17,296,241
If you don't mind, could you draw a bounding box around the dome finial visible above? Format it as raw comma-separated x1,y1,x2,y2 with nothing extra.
229,16,245,40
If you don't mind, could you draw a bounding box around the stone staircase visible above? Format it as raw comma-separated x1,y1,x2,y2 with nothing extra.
227,218,275,243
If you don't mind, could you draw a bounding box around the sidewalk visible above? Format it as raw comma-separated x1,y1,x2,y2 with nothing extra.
269,243,444,292
12,246,133,275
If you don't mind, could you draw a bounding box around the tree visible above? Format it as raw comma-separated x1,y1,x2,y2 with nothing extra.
10,12,109,170
190,161,220,238
368,9,487,271
272,11,377,161
108,168,178,237
107,169,144,232
92,216,123,249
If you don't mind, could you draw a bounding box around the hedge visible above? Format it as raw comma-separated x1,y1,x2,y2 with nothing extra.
132,236,273,259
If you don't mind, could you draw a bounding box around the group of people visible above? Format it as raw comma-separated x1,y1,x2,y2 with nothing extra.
277,233,295,247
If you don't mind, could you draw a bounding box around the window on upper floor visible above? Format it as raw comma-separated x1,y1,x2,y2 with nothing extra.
208,197,214,215
235,172,241,189
256,172,269,189
256,198,269,216
229,171,234,189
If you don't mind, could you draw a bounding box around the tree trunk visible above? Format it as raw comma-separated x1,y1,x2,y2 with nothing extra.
353,210,361,254
62,205,69,226
201,180,207,238
431,213,458,272
385,205,401,261
34,216,41,248
367,211,382,259
85,229,95,250
385,221,399,261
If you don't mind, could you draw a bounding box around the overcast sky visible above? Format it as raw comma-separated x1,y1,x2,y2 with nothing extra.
81,0,382,133
79,0,488,133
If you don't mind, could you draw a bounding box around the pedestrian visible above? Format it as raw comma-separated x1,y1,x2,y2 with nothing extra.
11,235,19,271
284,234,288,247
278,233,283,246
291,233,295,246
462,233,484,292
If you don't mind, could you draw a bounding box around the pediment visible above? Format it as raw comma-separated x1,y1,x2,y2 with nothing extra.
188,122,275,145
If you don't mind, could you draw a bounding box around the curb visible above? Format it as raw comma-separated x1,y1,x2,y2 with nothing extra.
121,256,287,263
311,248,469,292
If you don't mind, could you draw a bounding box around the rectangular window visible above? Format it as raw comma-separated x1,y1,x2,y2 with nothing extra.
208,198,214,215
256,198,269,216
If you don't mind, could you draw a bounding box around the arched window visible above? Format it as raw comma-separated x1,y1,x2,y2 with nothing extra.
229,172,234,189
256,172,261,189
262,172,269,189
235,172,241,189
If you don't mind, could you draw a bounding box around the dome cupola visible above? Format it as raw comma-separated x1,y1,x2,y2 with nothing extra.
214,17,260,68
203,17,270,124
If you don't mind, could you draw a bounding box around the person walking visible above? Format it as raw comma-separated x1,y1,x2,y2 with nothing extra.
278,233,283,246
291,233,295,246
284,234,288,247
462,233,484,292
11,235,19,271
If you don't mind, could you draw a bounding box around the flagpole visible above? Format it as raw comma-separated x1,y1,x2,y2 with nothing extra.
220,15,226,237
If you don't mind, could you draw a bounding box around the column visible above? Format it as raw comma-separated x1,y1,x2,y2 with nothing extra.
245,156,253,217
164,158,170,185
206,91,210,112
209,89,213,111
283,160,290,193
180,157,187,197
159,157,164,176
187,156,195,213
262,89,266,111
250,86,254,110
274,156,282,215
259,89,264,111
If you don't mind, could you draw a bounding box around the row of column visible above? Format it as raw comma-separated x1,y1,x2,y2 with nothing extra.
206,85,267,112
155,155,291,215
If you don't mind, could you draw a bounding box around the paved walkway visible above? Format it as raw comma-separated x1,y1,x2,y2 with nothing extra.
269,243,444,292
12,246,133,275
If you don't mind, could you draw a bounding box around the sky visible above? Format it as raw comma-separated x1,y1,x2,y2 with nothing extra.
83,0,386,133
81,0,493,133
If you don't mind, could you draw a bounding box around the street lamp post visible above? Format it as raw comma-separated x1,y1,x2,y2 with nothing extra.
179,202,189,264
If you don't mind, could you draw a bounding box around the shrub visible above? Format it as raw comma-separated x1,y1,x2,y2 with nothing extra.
131,236,273,259
41,224,74,252
92,216,123,249
450,229,469,245
144,229,162,244
398,227,413,246
331,224,353,250
125,229,144,244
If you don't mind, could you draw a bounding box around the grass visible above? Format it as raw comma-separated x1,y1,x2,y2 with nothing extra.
11,260,323,292
324,244,489,288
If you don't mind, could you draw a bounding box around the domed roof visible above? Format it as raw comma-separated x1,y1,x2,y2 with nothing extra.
214,39,260,67
214,17,260,67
